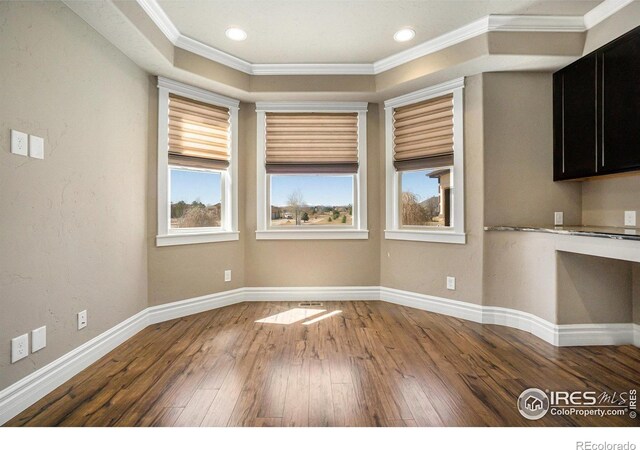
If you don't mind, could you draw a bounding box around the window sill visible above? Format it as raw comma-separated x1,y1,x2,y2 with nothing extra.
384,229,466,244
256,229,369,240
156,231,239,247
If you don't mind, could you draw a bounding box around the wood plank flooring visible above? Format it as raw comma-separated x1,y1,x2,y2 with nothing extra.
6,301,640,426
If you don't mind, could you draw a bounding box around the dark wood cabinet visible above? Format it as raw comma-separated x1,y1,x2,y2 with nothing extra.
554,25,640,181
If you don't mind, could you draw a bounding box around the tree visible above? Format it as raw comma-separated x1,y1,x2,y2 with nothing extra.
348,204,353,215
341,215,347,223
401,191,428,226
287,189,306,225
332,209,340,220
301,211,309,222
422,196,440,222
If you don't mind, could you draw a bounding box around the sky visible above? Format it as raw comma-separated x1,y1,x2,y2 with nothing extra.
401,170,441,201
271,175,353,207
169,168,442,206
171,168,221,205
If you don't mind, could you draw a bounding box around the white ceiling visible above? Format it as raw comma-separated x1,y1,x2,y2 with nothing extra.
157,0,601,64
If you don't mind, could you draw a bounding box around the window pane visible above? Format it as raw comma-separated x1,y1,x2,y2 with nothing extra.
170,168,221,229
401,167,452,227
270,175,353,226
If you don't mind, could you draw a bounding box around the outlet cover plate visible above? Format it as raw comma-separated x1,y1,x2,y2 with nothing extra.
11,334,29,363
224,270,231,282
31,326,46,353
554,211,564,226
446,276,456,290
29,135,44,159
624,211,636,227
78,310,87,330
11,129,28,156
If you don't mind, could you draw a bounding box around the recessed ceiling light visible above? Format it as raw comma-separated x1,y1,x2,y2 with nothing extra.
394,28,415,42
225,27,247,41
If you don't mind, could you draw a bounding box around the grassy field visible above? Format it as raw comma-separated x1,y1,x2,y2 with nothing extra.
272,211,352,226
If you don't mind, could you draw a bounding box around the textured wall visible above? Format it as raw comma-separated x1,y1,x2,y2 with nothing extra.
0,2,149,390
482,72,582,227
380,74,485,304
244,104,381,288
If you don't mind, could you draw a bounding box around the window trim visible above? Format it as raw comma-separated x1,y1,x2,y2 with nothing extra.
255,102,369,240
384,78,466,244
156,77,240,247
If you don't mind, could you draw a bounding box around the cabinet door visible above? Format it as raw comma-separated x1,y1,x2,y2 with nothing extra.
554,54,598,180
600,32,640,174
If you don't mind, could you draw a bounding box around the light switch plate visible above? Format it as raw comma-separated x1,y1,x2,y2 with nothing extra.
78,310,87,330
11,334,29,363
554,211,564,226
224,270,231,282
32,326,46,353
624,211,636,227
446,276,456,290
29,135,44,159
11,129,28,156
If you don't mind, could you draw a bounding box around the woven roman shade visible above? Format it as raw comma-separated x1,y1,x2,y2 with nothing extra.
265,112,359,174
168,93,231,170
393,93,454,171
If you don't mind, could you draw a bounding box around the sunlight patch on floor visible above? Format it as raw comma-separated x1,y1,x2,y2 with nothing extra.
302,310,342,325
255,308,326,325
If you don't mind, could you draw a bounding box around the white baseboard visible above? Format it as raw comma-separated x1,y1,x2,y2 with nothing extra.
0,309,149,426
1,285,638,425
243,286,380,302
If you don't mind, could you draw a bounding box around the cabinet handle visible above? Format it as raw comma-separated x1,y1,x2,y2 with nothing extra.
601,54,605,167
562,76,565,173
595,56,598,172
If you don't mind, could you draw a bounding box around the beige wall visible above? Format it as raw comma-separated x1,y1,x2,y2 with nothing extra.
0,2,149,390
483,232,558,322
380,74,485,304
557,253,633,325
244,105,381,288
633,264,640,325
482,72,582,227
146,96,246,306
581,176,640,227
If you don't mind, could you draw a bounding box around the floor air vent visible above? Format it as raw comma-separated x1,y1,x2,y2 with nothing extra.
299,302,324,307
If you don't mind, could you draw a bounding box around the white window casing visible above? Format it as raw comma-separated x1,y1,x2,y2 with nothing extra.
156,77,240,246
255,102,369,240
384,78,466,244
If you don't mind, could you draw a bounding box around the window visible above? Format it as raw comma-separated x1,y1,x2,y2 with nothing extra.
156,78,239,246
255,103,368,240
384,78,465,244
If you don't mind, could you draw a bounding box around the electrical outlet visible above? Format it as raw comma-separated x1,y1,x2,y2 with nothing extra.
11,129,28,156
554,211,564,226
77,310,87,330
224,270,232,282
11,334,29,363
624,211,636,227
29,135,44,159
32,326,46,353
446,276,456,290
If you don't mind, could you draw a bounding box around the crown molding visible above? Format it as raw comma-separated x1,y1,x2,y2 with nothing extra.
174,34,253,74
251,63,375,76
583,0,634,29
136,0,180,42
135,0,630,76
486,14,585,32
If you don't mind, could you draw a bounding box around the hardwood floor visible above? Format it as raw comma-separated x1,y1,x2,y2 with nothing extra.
6,301,640,427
